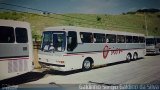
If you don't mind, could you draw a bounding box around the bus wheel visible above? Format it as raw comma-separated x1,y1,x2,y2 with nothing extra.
82,59,92,71
133,53,138,60
126,53,131,62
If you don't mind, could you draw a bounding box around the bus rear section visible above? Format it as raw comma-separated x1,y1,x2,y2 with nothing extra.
146,36,160,55
0,19,33,81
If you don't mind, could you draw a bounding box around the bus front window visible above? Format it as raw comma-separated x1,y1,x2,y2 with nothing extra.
41,32,66,52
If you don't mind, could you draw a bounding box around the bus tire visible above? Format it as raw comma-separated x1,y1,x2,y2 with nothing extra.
133,52,138,60
126,53,131,62
82,58,92,71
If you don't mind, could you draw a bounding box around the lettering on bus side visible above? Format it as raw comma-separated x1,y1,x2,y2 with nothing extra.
111,48,123,55
103,45,123,59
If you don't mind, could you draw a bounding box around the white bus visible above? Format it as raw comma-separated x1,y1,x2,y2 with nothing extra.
0,19,33,81
38,26,146,71
146,36,160,54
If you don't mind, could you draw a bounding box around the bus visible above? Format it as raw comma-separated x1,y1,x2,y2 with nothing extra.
38,26,146,71
0,19,33,81
146,36,160,55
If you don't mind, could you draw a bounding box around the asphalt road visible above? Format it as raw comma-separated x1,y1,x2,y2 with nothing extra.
25,54,160,85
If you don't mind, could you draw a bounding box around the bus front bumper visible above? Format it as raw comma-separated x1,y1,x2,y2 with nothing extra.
146,49,159,54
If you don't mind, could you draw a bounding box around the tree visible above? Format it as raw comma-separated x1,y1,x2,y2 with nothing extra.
96,16,101,22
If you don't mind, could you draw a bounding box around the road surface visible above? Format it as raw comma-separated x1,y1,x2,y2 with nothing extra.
26,54,160,85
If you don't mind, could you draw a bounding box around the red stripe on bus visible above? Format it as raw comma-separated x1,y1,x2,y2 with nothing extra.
0,57,29,61
63,54,84,56
63,48,145,56
63,52,100,56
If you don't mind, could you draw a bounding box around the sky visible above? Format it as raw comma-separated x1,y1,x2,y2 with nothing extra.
0,0,160,14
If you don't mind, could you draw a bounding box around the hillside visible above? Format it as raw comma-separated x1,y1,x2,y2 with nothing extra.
0,11,160,39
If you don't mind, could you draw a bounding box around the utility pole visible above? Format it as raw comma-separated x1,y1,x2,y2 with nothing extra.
144,12,148,36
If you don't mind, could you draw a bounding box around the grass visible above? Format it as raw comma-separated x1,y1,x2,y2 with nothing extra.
0,11,160,40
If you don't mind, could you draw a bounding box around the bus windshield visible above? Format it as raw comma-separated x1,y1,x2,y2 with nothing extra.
146,38,155,45
41,31,66,52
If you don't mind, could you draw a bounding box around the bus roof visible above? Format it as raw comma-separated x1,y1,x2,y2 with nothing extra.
0,19,30,28
44,26,144,36
145,36,160,38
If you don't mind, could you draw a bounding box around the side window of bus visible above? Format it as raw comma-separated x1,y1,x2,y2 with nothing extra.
106,34,116,43
94,33,106,43
15,27,28,43
133,36,139,43
0,26,15,43
80,32,93,43
157,38,160,43
117,35,125,43
139,37,145,43
126,36,132,43
67,31,77,51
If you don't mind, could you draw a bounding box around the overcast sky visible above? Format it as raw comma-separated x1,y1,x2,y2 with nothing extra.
0,0,160,14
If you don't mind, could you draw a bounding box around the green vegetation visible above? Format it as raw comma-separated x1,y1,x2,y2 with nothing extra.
0,11,160,40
